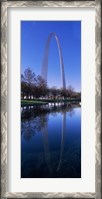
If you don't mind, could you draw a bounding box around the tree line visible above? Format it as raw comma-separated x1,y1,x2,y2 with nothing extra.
21,67,81,100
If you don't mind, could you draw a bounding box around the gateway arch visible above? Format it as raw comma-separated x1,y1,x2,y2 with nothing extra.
41,32,66,89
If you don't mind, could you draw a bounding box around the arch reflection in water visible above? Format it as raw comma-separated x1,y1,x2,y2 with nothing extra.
42,112,66,173
21,104,81,178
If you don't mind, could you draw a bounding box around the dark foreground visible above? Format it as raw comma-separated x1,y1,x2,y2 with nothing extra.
21,103,81,178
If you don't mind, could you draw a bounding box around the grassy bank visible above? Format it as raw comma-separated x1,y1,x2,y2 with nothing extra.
21,100,48,106
21,98,81,106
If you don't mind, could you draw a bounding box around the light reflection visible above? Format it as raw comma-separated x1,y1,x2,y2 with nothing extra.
42,112,66,172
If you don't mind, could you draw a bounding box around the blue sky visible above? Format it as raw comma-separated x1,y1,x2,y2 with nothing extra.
21,21,81,92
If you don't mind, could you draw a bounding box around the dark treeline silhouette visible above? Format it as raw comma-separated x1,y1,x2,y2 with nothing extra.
21,67,81,100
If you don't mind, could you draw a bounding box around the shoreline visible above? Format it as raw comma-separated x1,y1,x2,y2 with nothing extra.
21,98,81,106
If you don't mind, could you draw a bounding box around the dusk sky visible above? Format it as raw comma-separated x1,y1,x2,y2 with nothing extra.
21,21,81,92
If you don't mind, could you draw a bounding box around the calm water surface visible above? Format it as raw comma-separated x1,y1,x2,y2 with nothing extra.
21,104,81,178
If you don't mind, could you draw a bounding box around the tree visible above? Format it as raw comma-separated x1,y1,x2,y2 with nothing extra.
21,67,36,99
67,86,74,98
50,87,58,100
23,67,36,84
21,81,28,99
60,88,68,99
21,74,29,99
72,92,81,99
35,75,48,98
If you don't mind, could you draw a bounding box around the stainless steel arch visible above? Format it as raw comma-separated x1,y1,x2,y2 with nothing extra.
41,32,66,89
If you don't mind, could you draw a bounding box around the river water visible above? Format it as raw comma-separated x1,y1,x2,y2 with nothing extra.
21,103,81,178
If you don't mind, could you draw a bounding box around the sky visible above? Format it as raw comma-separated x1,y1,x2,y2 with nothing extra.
21,21,81,92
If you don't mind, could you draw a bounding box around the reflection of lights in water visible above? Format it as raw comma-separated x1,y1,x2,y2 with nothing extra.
48,102,65,107
42,112,66,173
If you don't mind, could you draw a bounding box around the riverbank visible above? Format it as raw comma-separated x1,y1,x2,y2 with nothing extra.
21,100,48,106
21,98,81,106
